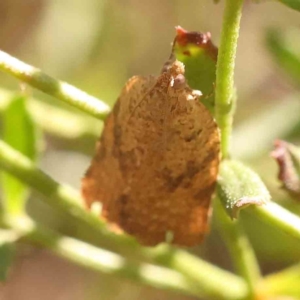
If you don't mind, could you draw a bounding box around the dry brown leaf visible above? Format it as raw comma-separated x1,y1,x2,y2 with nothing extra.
82,60,220,247
272,140,300,201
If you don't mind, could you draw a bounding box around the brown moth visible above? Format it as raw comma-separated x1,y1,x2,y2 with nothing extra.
82,60,220,247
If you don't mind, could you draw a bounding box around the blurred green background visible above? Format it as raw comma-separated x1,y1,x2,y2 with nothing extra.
1,0,300,299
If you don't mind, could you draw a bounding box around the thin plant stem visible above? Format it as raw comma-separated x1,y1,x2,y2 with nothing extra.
249,203,300,242
5,216,201,299
0,139,248,300
0,139,131,245
215,1,261,298
215,0,244,158
141,245,248,300
0,50,111,120
214,200,261,298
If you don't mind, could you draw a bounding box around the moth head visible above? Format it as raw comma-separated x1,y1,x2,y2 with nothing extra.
167,61,203,100
168,60,185,77
172,74,186,90
168,60,186,90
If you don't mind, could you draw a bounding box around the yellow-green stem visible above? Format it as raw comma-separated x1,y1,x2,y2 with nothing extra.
214,200,261,298
215,0,244,158
0,50,110,120
4,216,200,298
215,1,261,298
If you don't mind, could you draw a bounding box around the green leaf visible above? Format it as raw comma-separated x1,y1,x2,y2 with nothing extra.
217,160,271,218
173,26,218,113
277,0,300,11
232,95,300,160
1,94,38,216
0,230,18,281
0,243,15,281
266,28,300,85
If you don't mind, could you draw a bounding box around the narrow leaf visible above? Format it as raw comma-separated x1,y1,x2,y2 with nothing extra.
0,230,19,281
217,160,271,218
277,0,300,12
266,28,300,85
1,94,38,216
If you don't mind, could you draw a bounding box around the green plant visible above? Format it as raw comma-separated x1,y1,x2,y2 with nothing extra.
1,0,300,299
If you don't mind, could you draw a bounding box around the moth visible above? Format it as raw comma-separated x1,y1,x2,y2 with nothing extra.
82,58,220,247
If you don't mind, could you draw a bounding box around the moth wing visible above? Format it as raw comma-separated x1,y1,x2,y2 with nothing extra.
81,75,156,224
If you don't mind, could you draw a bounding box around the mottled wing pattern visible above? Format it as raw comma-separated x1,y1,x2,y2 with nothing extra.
82,75,157,226
82,61,220,246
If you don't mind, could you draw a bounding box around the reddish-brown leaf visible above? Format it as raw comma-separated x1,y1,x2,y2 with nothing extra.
272,140,300,201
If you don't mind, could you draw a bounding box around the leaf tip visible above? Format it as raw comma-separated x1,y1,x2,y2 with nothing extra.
231,196,267,219
218,160,271,219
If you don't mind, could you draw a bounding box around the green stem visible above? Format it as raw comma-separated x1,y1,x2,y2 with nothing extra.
249,203,300,242
0,50,110,120
0,139,132,245
169,251,247,300
5,216,200,299
141,245,248,300
215,0,244,158
0,139,248,300
215,1,259,297
214,200,261,298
